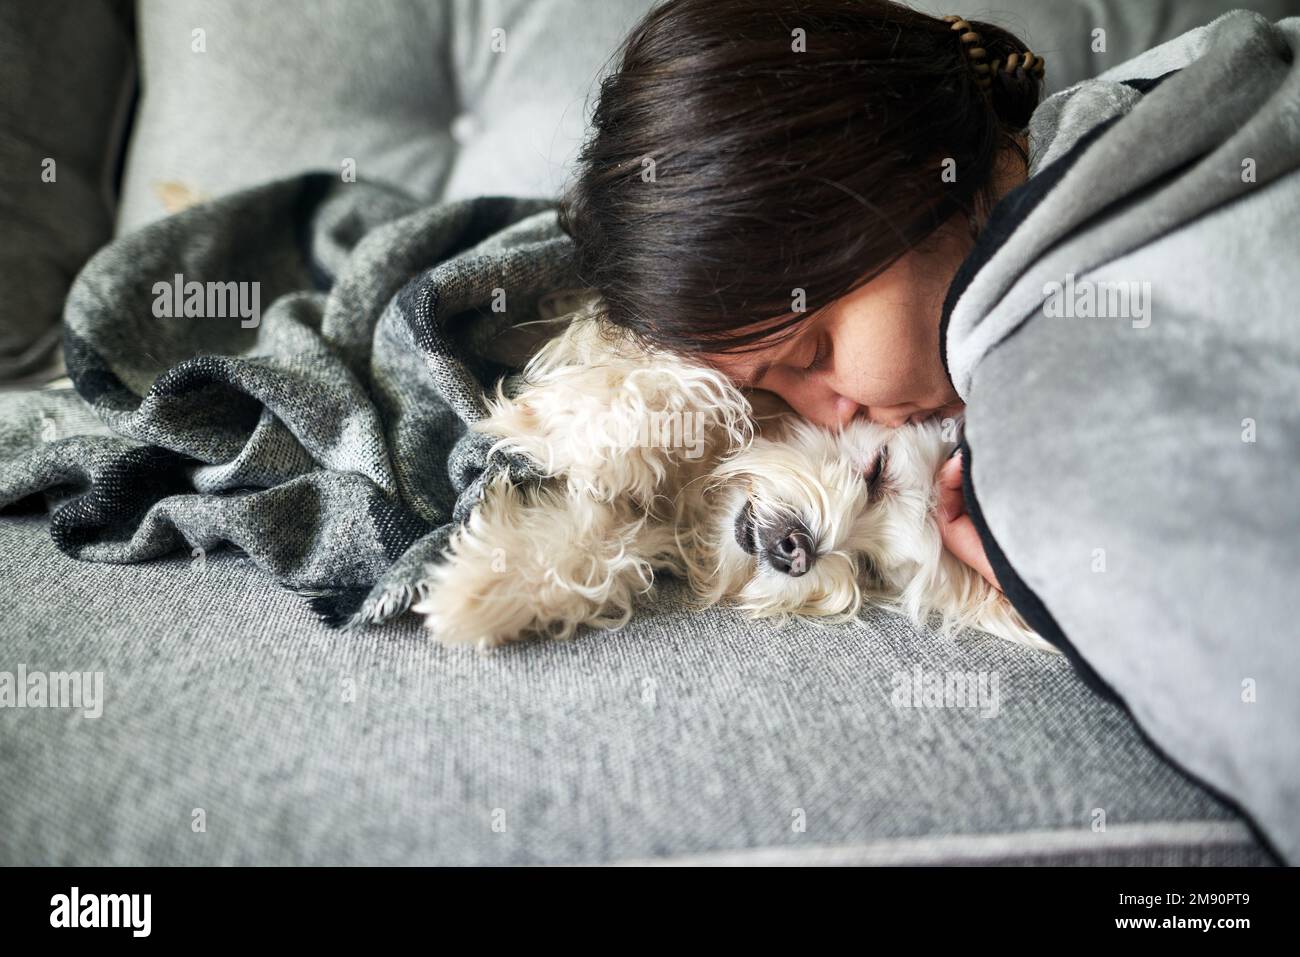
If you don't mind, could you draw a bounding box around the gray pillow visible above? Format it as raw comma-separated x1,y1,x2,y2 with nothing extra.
0,0,133,381
115,0,460,234
115,0,662,231
437,0,658,203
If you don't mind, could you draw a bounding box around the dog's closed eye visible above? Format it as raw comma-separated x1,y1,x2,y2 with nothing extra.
864,445,888,496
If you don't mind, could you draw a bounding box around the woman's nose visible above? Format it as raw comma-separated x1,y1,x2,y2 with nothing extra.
821,394,909,430
833,392,910,429
832,394,861,429
781,384,908,432
870,408,913,428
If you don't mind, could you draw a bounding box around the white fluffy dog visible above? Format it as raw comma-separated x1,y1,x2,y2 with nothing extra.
413,299,1054,654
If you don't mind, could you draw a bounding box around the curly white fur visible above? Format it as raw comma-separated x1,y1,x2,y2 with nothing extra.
412,299,1057,655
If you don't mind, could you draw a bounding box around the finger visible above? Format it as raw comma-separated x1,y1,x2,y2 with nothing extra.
938,487,964,522
936,455,965,520
936,452,963,490
938,514,1001,591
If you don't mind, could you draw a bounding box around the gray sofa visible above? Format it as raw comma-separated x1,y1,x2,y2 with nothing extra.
0,0,1290,866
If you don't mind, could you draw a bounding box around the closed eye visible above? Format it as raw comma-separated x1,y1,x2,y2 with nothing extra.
864,445,888,495
801,335,832,375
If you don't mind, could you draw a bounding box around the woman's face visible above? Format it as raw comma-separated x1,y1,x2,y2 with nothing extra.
702,213,974,430
703,140,1028,430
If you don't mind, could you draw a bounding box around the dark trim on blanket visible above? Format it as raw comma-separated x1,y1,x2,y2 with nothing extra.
938,69,1182,381
304,586,374,627
1120,69,1183,94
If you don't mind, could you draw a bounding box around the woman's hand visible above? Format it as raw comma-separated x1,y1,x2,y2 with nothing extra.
935,451,1002,592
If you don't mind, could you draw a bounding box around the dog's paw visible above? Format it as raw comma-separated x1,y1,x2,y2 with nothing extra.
412,553,539,650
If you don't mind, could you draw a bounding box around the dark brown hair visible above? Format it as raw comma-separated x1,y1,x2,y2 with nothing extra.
558,0,1044,356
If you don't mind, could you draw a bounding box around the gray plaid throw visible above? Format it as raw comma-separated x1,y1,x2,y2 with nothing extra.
0,174,575,627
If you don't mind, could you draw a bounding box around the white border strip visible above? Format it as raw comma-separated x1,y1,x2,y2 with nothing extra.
602,820,1262,867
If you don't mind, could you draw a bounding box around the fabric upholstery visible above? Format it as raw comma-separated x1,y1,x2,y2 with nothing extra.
0,514,1268,865
115,0,658,233
115,0,459,235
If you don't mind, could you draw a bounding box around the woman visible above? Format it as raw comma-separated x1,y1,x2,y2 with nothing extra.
559,0,1043,590
558,0,1300,863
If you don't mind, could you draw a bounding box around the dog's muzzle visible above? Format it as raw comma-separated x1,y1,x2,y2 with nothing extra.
734,502,817,577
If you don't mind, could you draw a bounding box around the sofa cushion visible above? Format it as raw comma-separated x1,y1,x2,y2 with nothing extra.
116,1,665,233
115,0,461,234
437,0,658,202
0,513,1268,865
0,0,133,380
117,0,1299,232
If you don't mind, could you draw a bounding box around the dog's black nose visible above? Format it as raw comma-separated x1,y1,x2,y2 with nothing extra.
765,523,816,577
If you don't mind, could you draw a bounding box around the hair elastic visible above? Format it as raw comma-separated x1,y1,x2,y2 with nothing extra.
944,15,1046,90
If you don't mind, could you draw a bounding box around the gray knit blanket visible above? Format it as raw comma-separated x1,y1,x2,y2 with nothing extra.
0,176,571,628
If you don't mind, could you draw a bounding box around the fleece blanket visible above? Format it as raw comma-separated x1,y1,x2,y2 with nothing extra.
942,10,1300,862
0,180,575,627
